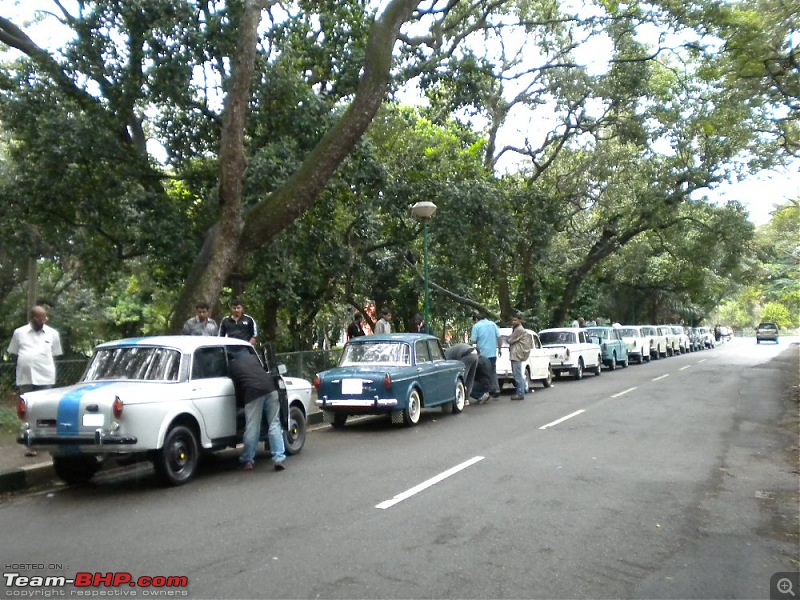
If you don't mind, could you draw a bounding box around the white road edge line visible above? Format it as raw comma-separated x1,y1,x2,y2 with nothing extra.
612,387,637,398
680,365,691,371
539,409,586,430
375,456,485,510
652,374,670,381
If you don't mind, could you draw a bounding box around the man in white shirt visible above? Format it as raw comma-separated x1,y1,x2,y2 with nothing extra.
7,306,63,456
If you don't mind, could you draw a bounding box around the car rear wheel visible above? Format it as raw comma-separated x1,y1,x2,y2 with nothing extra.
53,455,102,485
593,356,602,376
573,360,583,380
283,405,307,455
154,425,199,486
403,389,422,426
451,380,466,414
608,353,616,371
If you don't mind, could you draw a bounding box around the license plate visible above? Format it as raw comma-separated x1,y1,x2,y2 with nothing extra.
341,379,363,395
82,414,104,427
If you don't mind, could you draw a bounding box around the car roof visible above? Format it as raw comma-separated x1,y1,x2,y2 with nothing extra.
347,333,438,343
539,327,583,333
95,336,253,352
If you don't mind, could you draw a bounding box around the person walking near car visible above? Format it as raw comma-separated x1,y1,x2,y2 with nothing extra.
507,314,533,400
183,302,218,336
219,299,257,345
346,312,366,340
470,312,501,398
374,307,392,334
228,351,286,472
412,313,433,334
7,305,63,456
444,342,480,401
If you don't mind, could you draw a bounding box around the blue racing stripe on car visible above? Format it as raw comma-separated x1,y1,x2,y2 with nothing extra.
56,382,116,436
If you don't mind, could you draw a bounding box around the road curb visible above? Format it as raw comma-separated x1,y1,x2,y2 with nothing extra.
1,410,326,493
0,461,54,493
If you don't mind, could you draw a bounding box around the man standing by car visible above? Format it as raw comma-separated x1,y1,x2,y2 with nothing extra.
470,312,501,398
219,299,257,345
346,312,366,340
507,314,533,400
183,302,218,336
374,307,392,334
228,352,286,471
7,305,63,456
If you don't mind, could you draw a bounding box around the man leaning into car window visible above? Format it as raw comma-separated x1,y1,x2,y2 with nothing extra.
228,351,286,472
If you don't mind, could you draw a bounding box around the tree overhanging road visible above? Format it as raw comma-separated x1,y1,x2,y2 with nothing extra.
1,338,797,599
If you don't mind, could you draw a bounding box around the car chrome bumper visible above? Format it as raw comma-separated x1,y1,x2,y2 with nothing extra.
316,397,398,409
18,430,138,447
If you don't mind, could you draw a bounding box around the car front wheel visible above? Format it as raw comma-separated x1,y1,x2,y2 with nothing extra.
543,367,554,388
283,405,306,455
53,455,102,485
608,353,616,371
573,360,583,380
403,389,422,426
154,425,199,486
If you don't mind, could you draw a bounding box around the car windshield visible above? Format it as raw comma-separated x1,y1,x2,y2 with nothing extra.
758,323,778,331
340,342,411,366
587,328,611,339
618,328,639,338
540,331,575,345
84,347,181,382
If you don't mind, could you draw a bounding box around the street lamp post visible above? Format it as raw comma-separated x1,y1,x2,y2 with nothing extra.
410,201,438,333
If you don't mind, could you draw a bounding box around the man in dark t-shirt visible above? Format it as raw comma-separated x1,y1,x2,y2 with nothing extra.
228,352,285,471
346,313,365,340
219,300,257,345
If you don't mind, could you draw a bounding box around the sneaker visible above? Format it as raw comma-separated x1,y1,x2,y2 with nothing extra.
510,395,524,401
464,399,470,406
477,393,490,404
274,462,285,472
24,449,37,457
242,461,254,471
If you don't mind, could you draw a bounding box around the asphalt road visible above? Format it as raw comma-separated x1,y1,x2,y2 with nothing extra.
1,337,797,599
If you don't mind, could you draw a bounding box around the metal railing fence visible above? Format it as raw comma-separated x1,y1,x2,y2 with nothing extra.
0,350,341,404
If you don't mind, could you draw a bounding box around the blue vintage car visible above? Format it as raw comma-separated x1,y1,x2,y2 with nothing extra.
586,326,629,370
314,334,466,427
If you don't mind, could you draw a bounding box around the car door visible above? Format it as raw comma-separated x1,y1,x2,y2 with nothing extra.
526,330,549,380
427,339,452,403
578,330,599,367
413,339,437,405
190,345,237,441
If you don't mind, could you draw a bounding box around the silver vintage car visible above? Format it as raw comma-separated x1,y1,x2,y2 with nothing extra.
17,336,313,486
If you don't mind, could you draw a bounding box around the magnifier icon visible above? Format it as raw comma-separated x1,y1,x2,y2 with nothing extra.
777,578,796,597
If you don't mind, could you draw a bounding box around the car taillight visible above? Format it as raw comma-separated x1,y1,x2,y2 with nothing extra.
112,396,124,419
313,375,321,391
384,373,392,390
16,397,26,420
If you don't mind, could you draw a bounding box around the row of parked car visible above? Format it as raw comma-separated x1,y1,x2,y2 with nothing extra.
14,323,722,487
494,323,719,384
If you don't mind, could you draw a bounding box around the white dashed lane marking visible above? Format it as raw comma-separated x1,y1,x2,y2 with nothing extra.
375,456,484,510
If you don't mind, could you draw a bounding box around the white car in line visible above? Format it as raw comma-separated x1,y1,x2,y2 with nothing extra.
538,328,603,380
17,336,313,486
496,328,555,391
696,326,716,348
656,325,678,356
669,325,691,354
615,325,653,364
641,325,668,359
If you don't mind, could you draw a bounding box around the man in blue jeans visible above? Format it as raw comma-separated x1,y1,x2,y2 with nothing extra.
507,314,533,400
229,352,286,471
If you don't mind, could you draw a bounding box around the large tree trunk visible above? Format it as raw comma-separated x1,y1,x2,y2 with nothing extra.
170,0,421,332
169,0,268,331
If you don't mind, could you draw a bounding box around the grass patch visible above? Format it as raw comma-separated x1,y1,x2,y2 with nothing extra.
0,405,18,435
